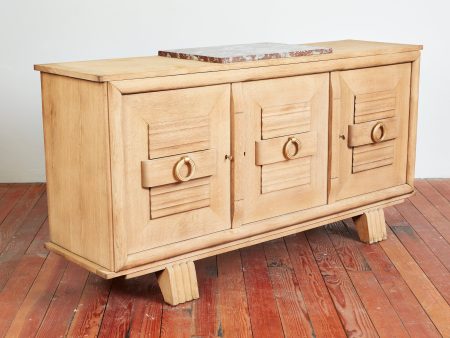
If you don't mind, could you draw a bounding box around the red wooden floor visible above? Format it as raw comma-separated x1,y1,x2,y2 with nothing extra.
0,180,449,338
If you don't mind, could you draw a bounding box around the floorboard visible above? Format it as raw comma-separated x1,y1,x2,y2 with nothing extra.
0,180,449,337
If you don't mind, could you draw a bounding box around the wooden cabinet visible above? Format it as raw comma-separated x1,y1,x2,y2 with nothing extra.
113,85,231,254
35,40,422,305
232,74,328,225
329,64,412,201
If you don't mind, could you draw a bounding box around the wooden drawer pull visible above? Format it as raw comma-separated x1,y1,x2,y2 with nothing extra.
174,156,196,182
371,122,386,143
283,137,301,160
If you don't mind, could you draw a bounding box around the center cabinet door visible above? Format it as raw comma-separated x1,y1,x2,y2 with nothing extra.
232,74,329,226
114,84,231,255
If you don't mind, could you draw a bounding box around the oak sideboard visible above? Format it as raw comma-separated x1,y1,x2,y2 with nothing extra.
35,40,422,305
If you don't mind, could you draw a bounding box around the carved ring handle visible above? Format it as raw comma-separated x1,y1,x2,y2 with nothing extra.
371,122,386,143
283,137,301,160
174,156,196,182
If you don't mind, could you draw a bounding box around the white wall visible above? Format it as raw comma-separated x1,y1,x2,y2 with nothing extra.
0,0,449,182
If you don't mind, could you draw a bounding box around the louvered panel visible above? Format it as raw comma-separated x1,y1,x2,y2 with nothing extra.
261,157,311,194
352,140,395,173
262,102,311,139
150,177,210,219
355,90,396,123
148,115,210,159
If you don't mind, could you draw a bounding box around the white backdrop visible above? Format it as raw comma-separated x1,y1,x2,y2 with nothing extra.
0,0,449,182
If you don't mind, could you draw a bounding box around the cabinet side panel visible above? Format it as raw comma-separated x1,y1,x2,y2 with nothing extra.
41,73,113,270
406,57,420,187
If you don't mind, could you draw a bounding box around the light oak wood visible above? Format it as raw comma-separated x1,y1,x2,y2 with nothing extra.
156,261,199,306
347,117,398,147
329,63,412,202
255,132,317,165
141,149,216,188
36,40,421,305
110,51,419,94
353,209,387,243
34,40,422,82
233,74,329,225
406,57,421,187
41,74,113,270
111,84,231,257
45,188,412,280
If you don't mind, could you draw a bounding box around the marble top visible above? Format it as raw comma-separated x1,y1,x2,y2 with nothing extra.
158,42,333,64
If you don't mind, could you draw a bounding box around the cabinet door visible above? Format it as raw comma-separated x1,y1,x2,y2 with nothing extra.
113,85,231,254
329,63,411,201
232,74,329,226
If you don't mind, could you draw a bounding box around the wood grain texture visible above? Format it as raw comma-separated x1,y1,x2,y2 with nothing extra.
354,89,396,123
234,73,328,224
217,250,252,338
395,199,450,270
306,227,377,338
352,140,394,173
285,233,347,338
149,177,211,219
0,183,45,254
97,276,149,338
0,184,29,224
34,40,422,82
241,244,284,338
5,252,67,338
326,222,409,337
381,215,450,337
406,57,421,186
160,302,192,338
41,73,113,270
157,261,199,306
127,274,163,337
329,63,411,202
0,236,49,338
0,192,47,290
35,263,89,338
66,274,112,338
353,208,387,244
385,207,450,304
352,225,441,337
408,188,450,242
113,84,231,256
1,182,449,337
415,179,450,222
263,239,315,338
429,179,450,202
262,102,311,139
191,257,220,337
348,117,398,147
255,132,317,166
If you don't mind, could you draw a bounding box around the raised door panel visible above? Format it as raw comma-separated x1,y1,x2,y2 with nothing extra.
232,74,329,226
113,85,231,255
329,63,411,201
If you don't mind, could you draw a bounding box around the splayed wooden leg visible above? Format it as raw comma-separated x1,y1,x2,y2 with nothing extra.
353,208,387,244
156,261,199,306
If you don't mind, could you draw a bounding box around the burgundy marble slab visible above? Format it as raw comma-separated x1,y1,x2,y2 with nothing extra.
158,42,333,64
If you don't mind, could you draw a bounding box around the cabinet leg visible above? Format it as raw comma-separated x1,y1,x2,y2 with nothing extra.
156,261,199,306
352,208,387,244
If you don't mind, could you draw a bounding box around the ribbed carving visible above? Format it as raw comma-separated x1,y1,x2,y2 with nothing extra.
150,177,210,219
157,261,199,306
353,209,387,244
261,157,311,193
262,102,311,139
355,90,396,123
352,139,394,173
148,115,210,159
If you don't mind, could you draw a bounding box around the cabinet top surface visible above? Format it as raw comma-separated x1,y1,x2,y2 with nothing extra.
34,40,422,82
